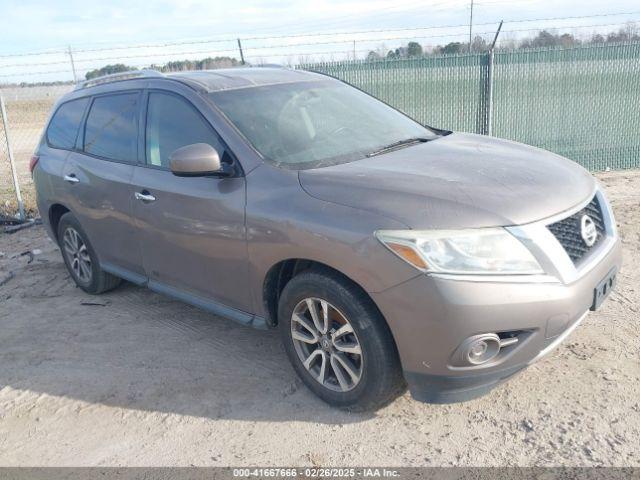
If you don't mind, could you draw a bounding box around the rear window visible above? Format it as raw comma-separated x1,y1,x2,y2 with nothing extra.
46,98,89,150
84,93,139,163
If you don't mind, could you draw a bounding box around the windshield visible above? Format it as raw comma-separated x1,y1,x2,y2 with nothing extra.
208,80,439,169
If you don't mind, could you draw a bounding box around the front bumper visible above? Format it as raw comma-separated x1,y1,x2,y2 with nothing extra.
370,236,622,403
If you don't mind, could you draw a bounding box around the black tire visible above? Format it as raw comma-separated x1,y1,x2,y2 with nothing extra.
278,269,405,411
57,212,121,295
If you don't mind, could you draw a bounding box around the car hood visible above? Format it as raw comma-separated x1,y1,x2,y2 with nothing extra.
298,132,596,229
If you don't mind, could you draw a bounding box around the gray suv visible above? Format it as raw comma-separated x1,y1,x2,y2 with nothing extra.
33,68,621,410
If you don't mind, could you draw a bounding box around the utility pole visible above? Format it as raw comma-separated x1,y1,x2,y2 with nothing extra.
67,46,78,83
237,38,245,65
353,40,356,60
469,0,474,53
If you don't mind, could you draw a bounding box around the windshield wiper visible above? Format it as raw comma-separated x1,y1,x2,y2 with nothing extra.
366,137,432,157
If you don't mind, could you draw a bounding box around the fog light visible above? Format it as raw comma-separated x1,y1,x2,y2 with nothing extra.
469,341,488,359
462,334,501,365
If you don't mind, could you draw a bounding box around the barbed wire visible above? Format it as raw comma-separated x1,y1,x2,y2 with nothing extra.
1,19,637,71
0,14,638,80
1,10,639,60
0,68,71,78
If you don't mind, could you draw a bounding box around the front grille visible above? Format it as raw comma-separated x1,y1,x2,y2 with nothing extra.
547,195,606,265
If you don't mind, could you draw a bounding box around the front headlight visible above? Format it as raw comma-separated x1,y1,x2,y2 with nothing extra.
375,228,543,275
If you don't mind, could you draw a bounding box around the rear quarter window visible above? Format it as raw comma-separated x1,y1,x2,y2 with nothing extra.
46,98,89,150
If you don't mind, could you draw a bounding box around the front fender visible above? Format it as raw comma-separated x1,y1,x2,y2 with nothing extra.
245,164,420,319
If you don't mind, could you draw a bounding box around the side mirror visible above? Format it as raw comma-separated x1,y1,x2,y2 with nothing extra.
169,143,233,177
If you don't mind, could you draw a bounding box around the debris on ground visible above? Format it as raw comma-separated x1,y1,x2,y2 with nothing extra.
4,218,42,234
80,301,110,307
0,271,14,287
0,214,25,226
21,250,34,264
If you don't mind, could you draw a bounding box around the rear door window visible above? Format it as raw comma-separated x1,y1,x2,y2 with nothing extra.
84,93,139,163
46,98,89,150
145,91,224,169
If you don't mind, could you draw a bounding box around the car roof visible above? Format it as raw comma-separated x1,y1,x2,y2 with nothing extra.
62,67,335,106
167,67,330,92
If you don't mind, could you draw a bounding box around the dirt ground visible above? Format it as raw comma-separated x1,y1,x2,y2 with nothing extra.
0,170,638,467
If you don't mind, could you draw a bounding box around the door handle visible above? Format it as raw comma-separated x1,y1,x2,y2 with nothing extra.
64,174,79,184
135,191,156,202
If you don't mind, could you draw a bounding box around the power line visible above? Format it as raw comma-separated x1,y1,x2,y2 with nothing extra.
0,0,435,57
2,32,638,80
4,18,638,71
1,10,639,59
1,19,638,79
251,0,458,35
0,68,71,78
0,48,67,59
48,10,640,53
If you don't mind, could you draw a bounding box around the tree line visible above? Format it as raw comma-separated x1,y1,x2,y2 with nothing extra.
4,23,639,87
367,23,640,60
84,56,240,80
89,23,639,81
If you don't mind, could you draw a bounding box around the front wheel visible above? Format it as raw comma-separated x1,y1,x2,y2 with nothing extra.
278,269,405,411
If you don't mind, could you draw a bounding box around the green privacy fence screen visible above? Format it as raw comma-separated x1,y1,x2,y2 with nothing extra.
300,42,640,171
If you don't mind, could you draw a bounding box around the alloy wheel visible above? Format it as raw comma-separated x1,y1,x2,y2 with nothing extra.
62,227,92,284
290,297,364,392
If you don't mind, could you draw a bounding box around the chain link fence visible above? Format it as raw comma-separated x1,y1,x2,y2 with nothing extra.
1,41,639,217
0,84,73,216
492,42,640,171
304,53,492,135
302,41,640,171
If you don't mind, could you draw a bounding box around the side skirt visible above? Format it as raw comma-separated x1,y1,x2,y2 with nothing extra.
101,262,267,330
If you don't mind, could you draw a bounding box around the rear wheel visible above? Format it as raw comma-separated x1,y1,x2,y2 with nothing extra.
57,213,121,294
278,269,405,410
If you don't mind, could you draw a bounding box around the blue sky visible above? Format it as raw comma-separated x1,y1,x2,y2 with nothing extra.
1,0,639,82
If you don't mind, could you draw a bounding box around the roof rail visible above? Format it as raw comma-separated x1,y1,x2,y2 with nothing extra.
75,69,164,90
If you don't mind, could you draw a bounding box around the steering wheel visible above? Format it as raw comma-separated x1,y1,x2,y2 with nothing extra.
315,125,353,142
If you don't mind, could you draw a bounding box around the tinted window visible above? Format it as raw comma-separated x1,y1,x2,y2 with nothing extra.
146,92,224,168
84,93,139,162
46,98,89,149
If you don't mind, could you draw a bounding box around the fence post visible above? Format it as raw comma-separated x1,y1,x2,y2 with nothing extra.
68,46,78,83
484,20,503,136
237,38,245,65
485,49,494,136
0,92,25,221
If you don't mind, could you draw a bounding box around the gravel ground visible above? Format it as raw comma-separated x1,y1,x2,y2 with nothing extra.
0,170,638,467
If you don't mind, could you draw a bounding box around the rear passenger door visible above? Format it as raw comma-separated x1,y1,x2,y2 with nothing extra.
61,91,144,279
131,90,250,314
